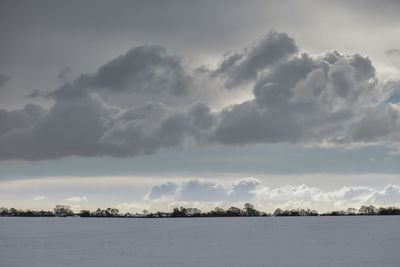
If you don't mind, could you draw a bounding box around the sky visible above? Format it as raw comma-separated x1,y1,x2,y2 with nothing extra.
1,0,400,213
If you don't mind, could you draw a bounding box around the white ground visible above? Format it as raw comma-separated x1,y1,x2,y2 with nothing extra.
0,216,399,267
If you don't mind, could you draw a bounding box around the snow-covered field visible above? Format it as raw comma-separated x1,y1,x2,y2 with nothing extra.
1,216,399,267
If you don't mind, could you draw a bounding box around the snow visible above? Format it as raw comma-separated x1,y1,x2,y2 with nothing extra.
1,216,399,267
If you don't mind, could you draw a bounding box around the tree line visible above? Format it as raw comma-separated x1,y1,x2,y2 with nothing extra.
1,204,400,218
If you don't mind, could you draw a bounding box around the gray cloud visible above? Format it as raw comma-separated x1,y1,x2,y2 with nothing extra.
143,182,178,201
210,49,395,146
99,101,214,157
144,178,260,202
89,45,192,95
0,73,10,87
371,185,400,204
57,66,72,82
227,177,261,200
26,89,46,98
212,31,298,88
178,180,226,201
0,93,114,160
0,31,399,161
50,45,192,101
144,179,226,202
0,104,44,137
0,88,214,160
386,49,400,57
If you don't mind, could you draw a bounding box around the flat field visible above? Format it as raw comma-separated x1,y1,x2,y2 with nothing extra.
1,216,399,267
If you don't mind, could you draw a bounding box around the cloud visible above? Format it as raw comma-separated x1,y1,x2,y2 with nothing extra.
0,104,45,137
254,184,400,211
227,177,261,200
0,85,216,160
0,31,400,161
26,89,46,98
50,45,192,99
0,73,10,87
99,102,212,157
370,185,400,204
143,178,400,212
144,179,228,202
92,45,192,95
63,196,88,202
212,31,298,88
144,179,226,202
210,50,399,146
0,93,115,160
177,180,226,201
143,182,178,201
386,49,400,57
33,195,46,201
57,66,72,82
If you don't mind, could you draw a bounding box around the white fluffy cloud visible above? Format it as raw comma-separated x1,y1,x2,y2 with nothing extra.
63,196,88,203
143,178,400,212
32,195,46,201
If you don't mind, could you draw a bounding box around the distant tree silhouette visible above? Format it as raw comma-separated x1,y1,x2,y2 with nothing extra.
79,210,91,217
243,203,260,216
358,205,378,215
54,205,72,217
0,207,9,216
211,207,225,216
171,207,188,217
226,206,241,216
378,207,400,215
346,208,357,215
2,203,400,218
186,208,201,216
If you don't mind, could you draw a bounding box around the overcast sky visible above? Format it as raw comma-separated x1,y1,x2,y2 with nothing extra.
1,0,400,212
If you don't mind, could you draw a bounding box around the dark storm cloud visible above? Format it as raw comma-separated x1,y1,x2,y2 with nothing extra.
212,31,298,88
0,31,399,161
0,73,10,87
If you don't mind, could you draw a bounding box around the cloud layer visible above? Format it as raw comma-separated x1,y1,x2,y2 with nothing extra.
143,178,400,212
0,31,399,161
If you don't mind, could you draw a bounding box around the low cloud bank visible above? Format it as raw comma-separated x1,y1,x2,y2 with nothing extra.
143,178,400,212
